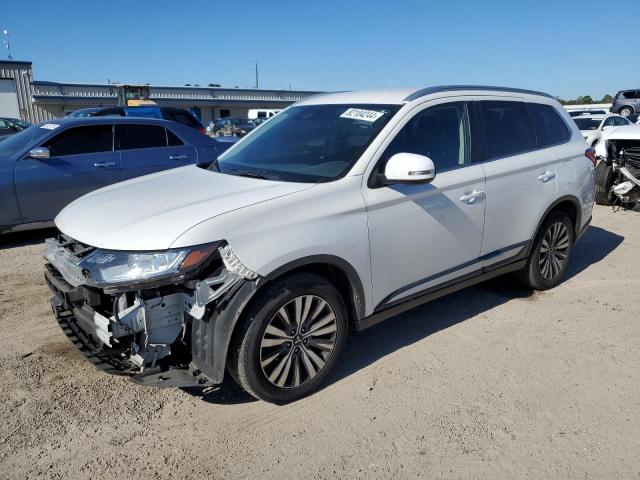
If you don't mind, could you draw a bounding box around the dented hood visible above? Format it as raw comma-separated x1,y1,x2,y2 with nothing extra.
55,165,314,250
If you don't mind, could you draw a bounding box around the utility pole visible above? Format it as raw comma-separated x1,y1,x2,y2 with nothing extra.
254,58,259,89
2,30,12,59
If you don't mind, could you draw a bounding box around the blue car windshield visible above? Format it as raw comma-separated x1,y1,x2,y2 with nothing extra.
215,104,400,182
0,124,53,157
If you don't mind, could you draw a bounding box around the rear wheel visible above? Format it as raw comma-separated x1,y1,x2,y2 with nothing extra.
516,212,574,290
228,272,348,403
595,161,615,206
619,106,634,117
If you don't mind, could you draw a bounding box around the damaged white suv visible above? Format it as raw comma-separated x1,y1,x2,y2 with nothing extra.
45,86,595,403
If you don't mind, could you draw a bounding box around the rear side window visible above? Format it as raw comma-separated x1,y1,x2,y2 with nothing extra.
45,125,113,156
622,91,638,99
117,124,167,150
481,101,536,159
527,103,570,147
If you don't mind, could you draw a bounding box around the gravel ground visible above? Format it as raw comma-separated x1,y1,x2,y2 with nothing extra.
0,205,638,479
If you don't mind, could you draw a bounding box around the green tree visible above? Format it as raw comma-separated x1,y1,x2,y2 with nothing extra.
602,94,613,103
208,83,221,87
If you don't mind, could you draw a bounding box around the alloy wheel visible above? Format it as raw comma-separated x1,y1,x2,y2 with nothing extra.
539,221,570,280
259,295,337,389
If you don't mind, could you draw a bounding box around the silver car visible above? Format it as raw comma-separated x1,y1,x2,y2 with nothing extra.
611,90,640,117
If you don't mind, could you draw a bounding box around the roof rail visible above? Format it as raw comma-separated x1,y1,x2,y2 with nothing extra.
404,85,554,102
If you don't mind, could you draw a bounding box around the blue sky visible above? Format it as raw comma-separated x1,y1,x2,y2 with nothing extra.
2,0,638,99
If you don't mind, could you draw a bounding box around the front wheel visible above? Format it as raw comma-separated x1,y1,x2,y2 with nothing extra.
516,212,574,290
228,272,348,403
595,161,615,206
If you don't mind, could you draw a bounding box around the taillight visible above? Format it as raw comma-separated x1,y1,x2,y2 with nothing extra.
585,147,597,166
199,127,207,135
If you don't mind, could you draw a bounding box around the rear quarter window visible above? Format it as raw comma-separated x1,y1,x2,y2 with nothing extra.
527,103,571,148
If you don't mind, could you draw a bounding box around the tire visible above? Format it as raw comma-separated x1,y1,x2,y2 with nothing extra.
228,272,348,403
516,212,574,290
619,106,634,117
595,161,615,206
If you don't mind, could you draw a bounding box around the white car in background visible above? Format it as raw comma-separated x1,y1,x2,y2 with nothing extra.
574,114,631,147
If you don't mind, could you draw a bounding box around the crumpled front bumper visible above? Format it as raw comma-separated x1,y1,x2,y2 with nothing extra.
45,263,211,387
43,235,263,388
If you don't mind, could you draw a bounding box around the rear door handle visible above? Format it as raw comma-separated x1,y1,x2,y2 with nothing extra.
537,171,555,183
93,161,116,168
169,154,189,161
459,190,485,204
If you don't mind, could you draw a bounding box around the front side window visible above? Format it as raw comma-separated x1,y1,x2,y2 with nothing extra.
527,103,570,147
481,101,536,159
377,101,471,175
117,124,167,150
44,125,113,157
602,117,616,128
216,104,400,182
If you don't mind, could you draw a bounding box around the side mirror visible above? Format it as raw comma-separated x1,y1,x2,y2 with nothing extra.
28,147,50,160
384,153,436,184
602,125,611,131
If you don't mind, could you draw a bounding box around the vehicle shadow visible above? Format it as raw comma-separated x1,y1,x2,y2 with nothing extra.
191,225,623,405
328,225,623,388
0,228,57,250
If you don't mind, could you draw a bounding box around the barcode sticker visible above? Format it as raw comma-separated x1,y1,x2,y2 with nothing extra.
340,108,384,123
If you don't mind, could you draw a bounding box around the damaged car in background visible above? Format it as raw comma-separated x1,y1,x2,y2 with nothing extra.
594,125,640,208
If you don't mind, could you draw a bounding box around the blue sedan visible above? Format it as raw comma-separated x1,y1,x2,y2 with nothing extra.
0,117,237,233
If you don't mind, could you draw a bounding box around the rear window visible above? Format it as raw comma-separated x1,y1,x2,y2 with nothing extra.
527,103,570,147
117,124,167,150
165,110,201,128
574,118,601,130
44,125,113,156
481,101,536,159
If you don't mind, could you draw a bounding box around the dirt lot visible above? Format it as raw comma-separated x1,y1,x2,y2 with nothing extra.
0,205,638,479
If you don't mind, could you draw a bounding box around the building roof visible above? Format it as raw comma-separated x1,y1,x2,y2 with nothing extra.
0,59,32,66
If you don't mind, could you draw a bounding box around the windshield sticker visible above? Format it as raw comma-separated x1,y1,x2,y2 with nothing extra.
340,108,385,123
40,123,60,130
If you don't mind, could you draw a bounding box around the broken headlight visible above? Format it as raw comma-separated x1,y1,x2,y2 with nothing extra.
79,243,221,287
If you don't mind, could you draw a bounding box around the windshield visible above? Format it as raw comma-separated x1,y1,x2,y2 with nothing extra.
574,118,601,130
0,123,53,157
216,104,400,182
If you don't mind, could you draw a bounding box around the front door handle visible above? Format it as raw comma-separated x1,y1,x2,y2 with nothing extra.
169,154,189,161
537,171,555,183
459,190,485,204
93,161,116,168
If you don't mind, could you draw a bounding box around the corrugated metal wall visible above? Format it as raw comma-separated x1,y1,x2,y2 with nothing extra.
0,61,36,121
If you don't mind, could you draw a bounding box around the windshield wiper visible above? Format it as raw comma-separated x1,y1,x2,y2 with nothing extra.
230,169,273,180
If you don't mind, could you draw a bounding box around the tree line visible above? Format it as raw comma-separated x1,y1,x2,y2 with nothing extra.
557,95,613,105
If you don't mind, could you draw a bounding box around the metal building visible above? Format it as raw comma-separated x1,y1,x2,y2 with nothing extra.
0,59,321,124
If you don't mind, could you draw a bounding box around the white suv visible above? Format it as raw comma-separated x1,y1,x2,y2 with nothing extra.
45,86,595,403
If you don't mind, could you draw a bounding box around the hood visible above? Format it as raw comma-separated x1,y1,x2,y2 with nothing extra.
55,165,314,250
